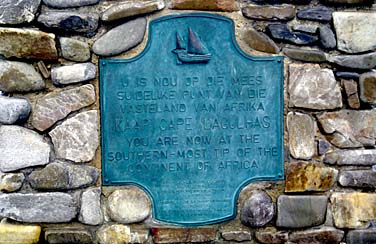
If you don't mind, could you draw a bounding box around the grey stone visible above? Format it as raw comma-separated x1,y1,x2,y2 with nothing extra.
255,228,288,244
297,6,332,22
79,187,103,225
242,5,295,21
289,64,342,110
241,191,275,227
283,47,326,62
242,28,280,54
37,61,50,79
0,172,24,193
0,28,58,60
328,52,376,70
107,188,151,224
0,125,51,172
267,24,318,45
37,11,99,33
343,79,360,109
45,228,93,244
101,0,165,22
49,110,99,163
59,37,91,62
289,227,344,244
335,72,360,80
334,12,376,53
276,195,328,228
318,110,376,148
32,84,96,131
43,0,99,8
0,0,41,24
292,24,318,34
347,229,376,244
360,72,376,105
0,60,45,93
29,161,99,190
92,18,146,57
339,170,376,188
221,230,252,241
287,112,315,160
318,26,336,49
318,139,330,156
324,149,376,166
0,96,31,124
51,63,96,85
0,192,77,223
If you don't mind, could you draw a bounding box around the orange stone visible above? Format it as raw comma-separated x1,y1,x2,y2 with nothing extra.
169,0,238,12
152,228,217,243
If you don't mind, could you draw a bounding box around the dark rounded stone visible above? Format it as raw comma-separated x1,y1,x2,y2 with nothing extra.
241,191,275,227
267,24,318,45
297,6,333,22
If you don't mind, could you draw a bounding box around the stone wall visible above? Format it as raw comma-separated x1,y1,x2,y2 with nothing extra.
0,0,376,243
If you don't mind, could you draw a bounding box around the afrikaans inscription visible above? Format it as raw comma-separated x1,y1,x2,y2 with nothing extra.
100,13,284,225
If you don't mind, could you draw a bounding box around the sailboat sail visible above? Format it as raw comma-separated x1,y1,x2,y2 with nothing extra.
187,28,208,55
176,32,184,49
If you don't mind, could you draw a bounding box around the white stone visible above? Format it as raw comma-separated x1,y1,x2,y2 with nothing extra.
79,187,103,225
51,63,96,85
0,96,31,124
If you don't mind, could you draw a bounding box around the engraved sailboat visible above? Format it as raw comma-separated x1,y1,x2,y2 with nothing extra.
172,28,211,64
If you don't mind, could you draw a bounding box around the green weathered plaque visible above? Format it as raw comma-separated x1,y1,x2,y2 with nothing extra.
100,13,283,225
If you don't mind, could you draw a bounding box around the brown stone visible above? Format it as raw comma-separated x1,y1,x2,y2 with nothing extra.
242,28,280,54
331,192,376,228
0,28,57,60
285,162,338,192
289,227,344,244
342,79,360,109
45,228,92,244
169,0,237,11
152,228,217,243
360,71,376,105
221,230,252,241
255,227,288,244
242,5,295,21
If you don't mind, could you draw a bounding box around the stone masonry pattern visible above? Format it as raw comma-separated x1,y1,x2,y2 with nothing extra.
0,0,376,243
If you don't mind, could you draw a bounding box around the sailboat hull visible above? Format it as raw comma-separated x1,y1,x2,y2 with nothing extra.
176,51,211,63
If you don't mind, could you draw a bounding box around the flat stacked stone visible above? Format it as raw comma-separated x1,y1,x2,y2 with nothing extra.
0,96,31,124
242,28,280,54
44,228,93,244
0,0,41,24
0,223,41,244
169,0,238,11
43,0,99,8
221,230,252,241
267,24,318,45
51,63,96,85
242,5,295,21
255,228,288,244
289,227,344,244
0,28,57,60
324,149,376,165
151,228,217,243
0,172,24,193
59,37,91,62
283,47,326,62
101,0,165,22
347,229,376,244
297,6,332,22
292,24,318,34
328,52,376,69
339,170,376,188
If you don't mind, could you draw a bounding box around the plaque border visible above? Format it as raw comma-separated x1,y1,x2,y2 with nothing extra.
99,12,284,226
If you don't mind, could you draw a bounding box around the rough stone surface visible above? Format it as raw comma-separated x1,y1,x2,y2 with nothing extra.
339,170,376,188
318,110,376,148
318,139,330,156
0,96,31,124
0,125,51,172
97,225,149,244
107,188,151,224
343,79,360,109
0,193,77,223
101,0,165,22
221,230,252,241
292,24,318,34
318,26,336,49
285,162,338,192
43,0,99,8
283,47,326,62
0,60,45,93
37,11,99,33
29,161,99,190
331,192,376,228
242,5,295,21
45,228,92,244
289,227,344,244
0,223,41,244
37,61,50,79
360,72,376,105
277,195,328,228
51,63,96,85
92,18,146,57
322,0,372,4
297,6,332,22
287,112,315,160
267,24,318,45
169,0,237,11
0,28,58,60
240,191,274,227
334,12,376,53
328,52,376,70
289,64,342,110
79,187,103,225
242,28,279,54
0,0,41,25
32,84,96,131
59,37,91,62
49,110,99,163
255,228,288,244
325,149,376,165
0,172,24,193
152,228,217,243
347,229,376,244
